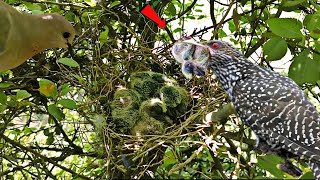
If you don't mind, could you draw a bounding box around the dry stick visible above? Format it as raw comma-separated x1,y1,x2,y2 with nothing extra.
166,0,198,42
245,4,283,57
200,129,229,179
191,0,278,38
209,0,217,26
0,154,39,176
166,104,236,177
168,145,204,175
132,141,165,161
212,0,236,39
204,103,237,179
1,135,92,180
167,0,198,23
22,0,90,8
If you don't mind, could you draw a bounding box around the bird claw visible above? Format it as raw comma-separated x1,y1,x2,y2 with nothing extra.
279,162,302,177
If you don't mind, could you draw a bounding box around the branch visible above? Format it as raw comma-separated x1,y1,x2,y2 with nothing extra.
190,0,278,37
22,0,91,9
165,26,175,42
167,0,198,24
210,0,217,26
168,145,204,175
29,146,100,157
244,37,267,58
50,115,83,153
211,0,236,39
1,135,92,180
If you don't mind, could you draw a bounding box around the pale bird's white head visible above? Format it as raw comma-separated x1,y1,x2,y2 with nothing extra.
38,13,76,49
0,1,76,71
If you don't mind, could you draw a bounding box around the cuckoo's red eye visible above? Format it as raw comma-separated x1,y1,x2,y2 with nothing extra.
212,42,219,49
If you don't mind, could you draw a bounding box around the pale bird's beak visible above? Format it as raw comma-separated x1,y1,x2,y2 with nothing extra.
67,42,74,59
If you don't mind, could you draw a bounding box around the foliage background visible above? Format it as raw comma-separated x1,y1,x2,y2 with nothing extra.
1,0,320,179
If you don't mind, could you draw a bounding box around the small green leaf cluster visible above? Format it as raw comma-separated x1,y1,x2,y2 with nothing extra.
110,71,190,135
262,9,320,85
38,79,77,121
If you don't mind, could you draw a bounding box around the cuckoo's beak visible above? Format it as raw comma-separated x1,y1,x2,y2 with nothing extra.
178,38,207,48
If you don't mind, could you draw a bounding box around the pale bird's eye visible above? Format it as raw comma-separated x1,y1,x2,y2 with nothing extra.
63,32,71,39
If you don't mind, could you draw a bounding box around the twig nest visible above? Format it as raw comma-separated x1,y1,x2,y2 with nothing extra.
109,71,191,135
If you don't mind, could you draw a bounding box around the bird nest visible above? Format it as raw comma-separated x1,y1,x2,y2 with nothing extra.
92,70,197,178
78,41,228,178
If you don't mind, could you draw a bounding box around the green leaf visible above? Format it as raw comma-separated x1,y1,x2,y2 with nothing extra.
0,105,7,113
31,10,43,15
0,82,14,88
257,154,286,178
217,29,227,38
48,104,65,120
109,0,120,8
57,99,77,109
99,26,109,47
72,74,85,84
247,10,257,22
44,129,50,136
315,40,320,54
166,3,176,16
311,0,320,11
61,83,71,96
300,171,315,179
7,98,17,107
173,27,182,33
262,9,270,20
84,0,96,7
267,18,303,38
0,92,7,104
262,32,281,39
46,133,54,145
282,0,306,7
55,127,62,135
288,49,320,85
57,58,79,68
187,15,196,20
233,8,240,32
16,90,32,100
304,14,320,38
25,2,42,11
240,0,249,6
228,21,236,33
203,148,213,162
38,79,57,98
163,147,177,169
23,127,35,134
263,37,288,61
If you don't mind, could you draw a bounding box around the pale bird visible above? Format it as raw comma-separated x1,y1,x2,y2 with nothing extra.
0,0,75,70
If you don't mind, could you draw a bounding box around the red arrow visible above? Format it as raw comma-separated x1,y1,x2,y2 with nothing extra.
140,4,166,28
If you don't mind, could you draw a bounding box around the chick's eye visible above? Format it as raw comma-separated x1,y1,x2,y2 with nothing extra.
63,32,71,38
212,42,219,49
